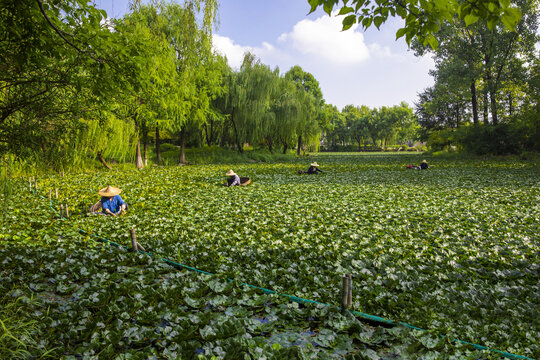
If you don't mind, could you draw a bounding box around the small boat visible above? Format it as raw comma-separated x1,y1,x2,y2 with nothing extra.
239,177,251,186
89,201,102,214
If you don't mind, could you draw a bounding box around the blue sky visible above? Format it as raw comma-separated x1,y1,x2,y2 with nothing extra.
96,0,434,110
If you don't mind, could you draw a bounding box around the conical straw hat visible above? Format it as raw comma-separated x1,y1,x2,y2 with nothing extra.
226,170,236,176
310,162,319,167
98,186,122,197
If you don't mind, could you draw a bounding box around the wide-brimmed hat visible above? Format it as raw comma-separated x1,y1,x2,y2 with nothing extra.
311,162,319,167
226,170,236,176
98,186,122,197
422,160,427,163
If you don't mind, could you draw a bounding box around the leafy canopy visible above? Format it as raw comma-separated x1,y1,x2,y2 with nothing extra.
307,0,522,49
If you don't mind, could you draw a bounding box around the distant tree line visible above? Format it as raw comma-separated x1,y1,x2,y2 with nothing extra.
321,102,420,152
1,0,537,173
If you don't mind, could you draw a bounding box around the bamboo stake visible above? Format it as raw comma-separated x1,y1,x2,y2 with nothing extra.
55,188,58,199
65,203,69,218
48,189,52,200
347,274,353,308
29,177,32,191
129,228,137,252
34,181,38,191
341,275,349,314
137,242,146,252
60,204,64,219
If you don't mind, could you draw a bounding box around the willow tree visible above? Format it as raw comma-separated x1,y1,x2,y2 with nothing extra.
154,0,218,164
267,76,304,153
220,53,276,153
0,0,119,169
204,54,230,146
285,66,324,155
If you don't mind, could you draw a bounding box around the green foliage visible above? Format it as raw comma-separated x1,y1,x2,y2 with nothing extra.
454,123,532,154
0,0,116,167
158,145,297,165
325,103,419,151
307,0,522,50
1,154,539,358
0,296,45,359
413,0,539,153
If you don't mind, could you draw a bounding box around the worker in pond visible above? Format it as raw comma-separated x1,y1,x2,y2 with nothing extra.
406,160,429,170
299,162,323,174
225,169,241,186
98,186,128,216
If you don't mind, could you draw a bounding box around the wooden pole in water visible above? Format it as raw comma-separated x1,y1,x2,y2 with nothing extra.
129,228,137,252
29,177,32,191
65,203,69,218
347,274,353,308
55,188,58,199
60,204,64,219
49,190,52,200
341,275,349,314
137,242,146,252
34,181,38,192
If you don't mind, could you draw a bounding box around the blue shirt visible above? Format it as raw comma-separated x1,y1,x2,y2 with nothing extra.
101,195,126,214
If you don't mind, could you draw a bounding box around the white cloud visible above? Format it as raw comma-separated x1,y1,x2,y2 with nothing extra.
278,15,370,64
212,34,251,69
213,35,286,69
213,13,435,109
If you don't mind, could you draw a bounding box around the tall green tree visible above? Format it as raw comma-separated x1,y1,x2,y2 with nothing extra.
0,0,118,167
285,66,324,155
113,4,176,169
343,105,371,150
152,0,218,164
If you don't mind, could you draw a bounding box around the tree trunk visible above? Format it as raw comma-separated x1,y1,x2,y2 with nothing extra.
489,86,498,125
155,126,161,165
97,151,112,170
268,138,273,153
143,128,148,167
282,142,288,154
135,122,143,169
135,136,143,169
483,85,489,125
470,80,479,125
483,51,490,125
210,120,215,145
204,123,210,145
179,127,186,164
297,134,302,156
508,93,513,117
230,107,243,153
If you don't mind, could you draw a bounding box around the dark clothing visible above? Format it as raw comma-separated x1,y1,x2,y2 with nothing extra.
227,175,241,186
307,166,322,174
406,163,428,170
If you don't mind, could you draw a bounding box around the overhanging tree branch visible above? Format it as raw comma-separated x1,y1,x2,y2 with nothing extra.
36,0,103,63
